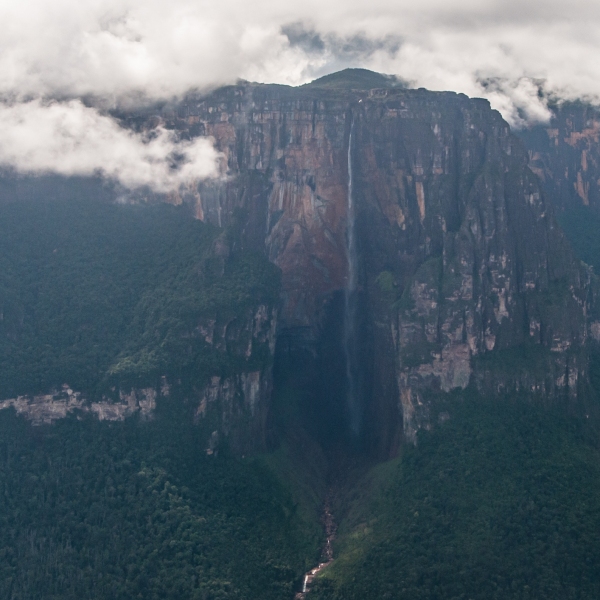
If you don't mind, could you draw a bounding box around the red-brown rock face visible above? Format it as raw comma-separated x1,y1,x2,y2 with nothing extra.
180,88,352,328
150,81,593,453
520,103,600,211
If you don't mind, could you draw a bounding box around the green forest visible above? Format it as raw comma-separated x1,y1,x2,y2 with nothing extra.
0,193,320,599
0,402,318,600
0,194,280,397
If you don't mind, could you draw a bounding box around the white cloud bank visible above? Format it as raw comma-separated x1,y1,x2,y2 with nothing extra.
0,101,221,191
2,0,600,103
1,0,600,188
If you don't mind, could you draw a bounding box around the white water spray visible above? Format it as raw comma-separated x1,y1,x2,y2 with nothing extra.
346,122,357,294
344,119,361,436
296,492,336,597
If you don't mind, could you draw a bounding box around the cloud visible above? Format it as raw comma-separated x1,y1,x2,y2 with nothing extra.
2,1,600,109
1,0,600,186
0,100,222,191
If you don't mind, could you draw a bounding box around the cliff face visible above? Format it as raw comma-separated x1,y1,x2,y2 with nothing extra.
169,85,352,328
191,301,278,454
519,103,600,212
134,80,592,451
352,94,590,443
0,78,594,454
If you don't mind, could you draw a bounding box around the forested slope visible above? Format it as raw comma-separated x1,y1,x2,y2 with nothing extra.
310,395,600,600
0,193,320,599
0,194,279,398
0,402,321,600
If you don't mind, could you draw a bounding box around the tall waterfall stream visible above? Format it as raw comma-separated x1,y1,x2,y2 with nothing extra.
343,119,361,436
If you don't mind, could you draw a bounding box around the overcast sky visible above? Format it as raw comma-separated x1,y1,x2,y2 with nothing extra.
1,0,599,190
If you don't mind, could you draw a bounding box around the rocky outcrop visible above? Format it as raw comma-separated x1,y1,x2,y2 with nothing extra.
127,75,592,452
0,300,278,454
195,370,270,454
0,384,157,425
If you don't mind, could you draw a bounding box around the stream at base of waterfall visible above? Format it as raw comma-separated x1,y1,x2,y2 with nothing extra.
295,491,337,598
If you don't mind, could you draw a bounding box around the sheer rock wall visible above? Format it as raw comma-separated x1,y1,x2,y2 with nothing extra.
132,85,596,450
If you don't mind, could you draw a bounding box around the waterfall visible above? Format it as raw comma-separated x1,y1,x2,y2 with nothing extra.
346,122,357,294
344,119,360,436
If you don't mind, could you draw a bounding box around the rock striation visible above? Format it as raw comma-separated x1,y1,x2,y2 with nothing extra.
127,74,595,452
192,302,278,453
519,103,600,212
